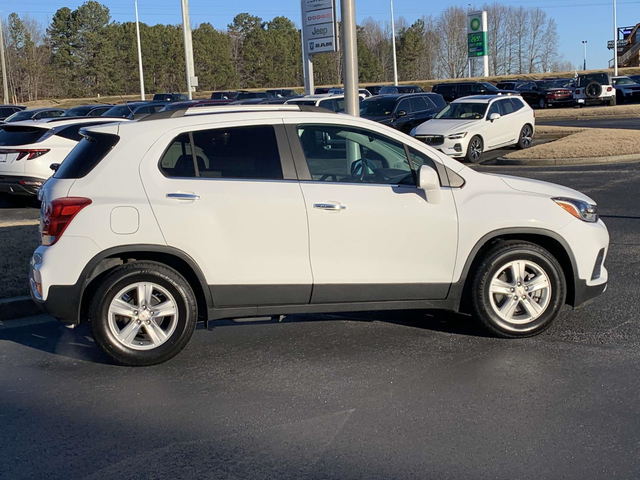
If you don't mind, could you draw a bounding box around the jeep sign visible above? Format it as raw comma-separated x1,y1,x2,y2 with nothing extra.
302,0,338,55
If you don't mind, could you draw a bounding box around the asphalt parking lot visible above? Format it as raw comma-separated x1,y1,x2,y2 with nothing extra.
538,116,640,130
1,162,639,479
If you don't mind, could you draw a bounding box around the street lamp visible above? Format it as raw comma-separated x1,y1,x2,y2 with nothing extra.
582,40,587,71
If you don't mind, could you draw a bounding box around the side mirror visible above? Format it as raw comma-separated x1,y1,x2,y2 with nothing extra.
489,112,501,121
395,110,407,118
417,164,441,204
50,163,60,172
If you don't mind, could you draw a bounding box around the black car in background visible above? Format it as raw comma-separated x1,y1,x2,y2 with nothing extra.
152,93,188,102
3,107,66,123
0,105,26,121
266,89,300,98
101,102,169,119
359,93,446,134
61,104,113,117
364,85,384,95
210,91,243,101
431,82,516,103
495,79,575,108
378,85,424,95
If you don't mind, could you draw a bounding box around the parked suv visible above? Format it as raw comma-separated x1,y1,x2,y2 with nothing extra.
574,73,616,107
431,82,516,103
32,105,609,366
612,76,640,104
360,93,446,134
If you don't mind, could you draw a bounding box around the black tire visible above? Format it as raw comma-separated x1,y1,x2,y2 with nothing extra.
538,97,547,109
470,241,566,338
516,124,534,149
609,96,617,107
89,261,198,366
585,81,602,99
465,135,483,163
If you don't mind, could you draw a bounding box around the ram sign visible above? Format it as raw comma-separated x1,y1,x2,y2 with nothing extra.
302,0,338,55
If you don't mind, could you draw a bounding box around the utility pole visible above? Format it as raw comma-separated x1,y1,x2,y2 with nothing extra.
582,40,587,70
0,16,8,104
180,0,196,99
341,0,359,116
613,0,618,75
135,0,145,100
390,0,398,86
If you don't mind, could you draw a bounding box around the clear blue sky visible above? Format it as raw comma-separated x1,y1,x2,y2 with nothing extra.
7,0,640,70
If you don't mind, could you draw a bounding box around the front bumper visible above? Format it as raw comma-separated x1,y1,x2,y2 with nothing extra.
547,97,574,106
0,174,45,196
417,137,467,158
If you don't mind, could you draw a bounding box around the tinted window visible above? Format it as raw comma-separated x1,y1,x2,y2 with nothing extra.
509,98,525,112
379,86,399,95
499,99,515,115
55,122,110,142
396,99,412,114
87,107,111,117
487,102,500,118
54,132,120,179
35,110,64,119
0,126,48,146
360,97,397,116
436,102,487,119
497,82,516,90
318,98,337,111
578,74,609,87
458,84,472,95
297,124,415,185
334,98,345,112
426,94,446,109
409,97,429,112
159,126,283,180
63,106,93,117
135,106,152,115
433,84,454,95
398,86,422,93
102,105,137,118
0,107,17,117
5,110,36,122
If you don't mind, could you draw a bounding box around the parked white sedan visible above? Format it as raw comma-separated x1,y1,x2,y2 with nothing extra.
411,95,535,163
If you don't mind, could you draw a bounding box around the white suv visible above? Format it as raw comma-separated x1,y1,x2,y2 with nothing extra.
574,73,616,107
31,105,609,366
0,118,127,196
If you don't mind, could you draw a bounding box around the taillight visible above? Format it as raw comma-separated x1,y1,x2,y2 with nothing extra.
4,149,50,161
575,89,581,94
41,197,92,246
607,87,613,92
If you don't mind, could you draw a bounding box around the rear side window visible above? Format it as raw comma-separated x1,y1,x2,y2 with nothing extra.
0,126,48,146
509,98,525,111
427,94,446,109
159,125,283,180
499,99,515,115
409,97,428,112
54,132,119,179
458,84,472,95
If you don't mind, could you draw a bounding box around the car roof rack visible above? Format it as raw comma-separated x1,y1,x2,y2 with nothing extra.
138,104,336,122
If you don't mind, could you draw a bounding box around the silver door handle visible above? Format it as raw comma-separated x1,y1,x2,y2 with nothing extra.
166,193,200,200
314,203,346,211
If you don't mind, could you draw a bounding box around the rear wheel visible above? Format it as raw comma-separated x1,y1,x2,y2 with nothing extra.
465,135,483,163
609,96,617,107
471,241,566,338
89,261,197,366
538,97,547,109
516,124,533,149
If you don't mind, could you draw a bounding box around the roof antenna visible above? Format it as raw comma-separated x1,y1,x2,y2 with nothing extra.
120,95,135,116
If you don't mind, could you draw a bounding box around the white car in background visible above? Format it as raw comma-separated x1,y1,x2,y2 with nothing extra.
285,93,365,112
411,95,535,163
0,117,127,196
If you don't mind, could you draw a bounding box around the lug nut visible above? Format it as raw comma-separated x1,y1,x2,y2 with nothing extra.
510,287,515,292
134,310,138,315
136,320,141,325
146,320,151,325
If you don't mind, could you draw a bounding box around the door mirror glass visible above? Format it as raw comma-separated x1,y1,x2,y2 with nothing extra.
417,164,441,204
489,112,501,121
395,110,407,118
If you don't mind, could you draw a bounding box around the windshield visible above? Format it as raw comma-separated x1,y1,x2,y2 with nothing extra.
578,74,609,87
614,77,636,85
4,110,35,122
435,103,487,120
0,125,48,145
497,83,516,90
63,106,93,117
360,98,397,116
102,105,135,118
480,82,500,92
288,100,316,106
536,79,573,89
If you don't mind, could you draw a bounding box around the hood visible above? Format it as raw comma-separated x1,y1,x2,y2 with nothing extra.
493,174,596,204
413,119,479,136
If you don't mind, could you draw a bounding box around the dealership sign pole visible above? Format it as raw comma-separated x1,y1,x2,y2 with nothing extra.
467,10,489,77
301,0,339,95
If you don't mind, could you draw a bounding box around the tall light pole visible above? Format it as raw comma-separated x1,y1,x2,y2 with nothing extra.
390,0,398,86
582,40,587,71
134,0,145,100
180,0,195,99
0,15,9,104
613,0,618,75
341,0,359,116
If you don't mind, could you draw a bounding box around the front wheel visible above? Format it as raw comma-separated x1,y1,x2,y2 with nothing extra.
516,124,533,149
471,241,566,338
89,261,198,366
465,135,483,163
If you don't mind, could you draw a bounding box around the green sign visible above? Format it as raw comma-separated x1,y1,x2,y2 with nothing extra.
468,32,487,57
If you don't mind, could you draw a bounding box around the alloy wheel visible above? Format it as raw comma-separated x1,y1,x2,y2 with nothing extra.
469,138,482,162
521,125,533,147
107,282,179,350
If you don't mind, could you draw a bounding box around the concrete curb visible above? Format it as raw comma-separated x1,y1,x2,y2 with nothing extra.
0,296,41,321
497,153,640,167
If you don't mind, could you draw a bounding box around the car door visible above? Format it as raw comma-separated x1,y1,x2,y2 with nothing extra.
484,101,510,148
409,96,435,130
140,120,312,308
497,98,520,144
392,98,413,131
287,120,458,303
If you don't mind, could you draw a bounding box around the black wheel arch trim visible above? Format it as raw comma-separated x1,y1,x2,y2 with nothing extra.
42,244,214,324
449,227,580,309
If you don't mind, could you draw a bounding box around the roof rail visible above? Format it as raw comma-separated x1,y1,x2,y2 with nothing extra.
138,104,335,122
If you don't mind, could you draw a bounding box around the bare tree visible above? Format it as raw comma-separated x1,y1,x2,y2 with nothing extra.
435,6,468,79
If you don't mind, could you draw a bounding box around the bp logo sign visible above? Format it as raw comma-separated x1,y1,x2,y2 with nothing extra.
470,17,481,31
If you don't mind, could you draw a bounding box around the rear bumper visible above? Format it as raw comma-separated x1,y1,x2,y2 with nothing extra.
0,175,45,196
31,283,81,323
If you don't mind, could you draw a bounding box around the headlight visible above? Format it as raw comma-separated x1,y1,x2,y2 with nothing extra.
446,132,467,140
553,197,598,223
